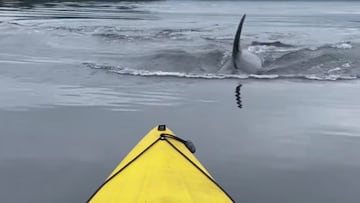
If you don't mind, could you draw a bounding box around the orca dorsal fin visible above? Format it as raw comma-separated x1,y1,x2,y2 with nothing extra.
232,14,246,69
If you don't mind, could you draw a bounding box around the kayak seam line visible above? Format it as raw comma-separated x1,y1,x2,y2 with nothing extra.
164,138,236,203
86,137,161,202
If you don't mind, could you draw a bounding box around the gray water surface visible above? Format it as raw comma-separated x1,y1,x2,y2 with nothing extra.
2,80,360,203
1,1,360,203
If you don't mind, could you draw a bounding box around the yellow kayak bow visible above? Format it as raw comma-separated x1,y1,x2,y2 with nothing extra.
88,125,234,203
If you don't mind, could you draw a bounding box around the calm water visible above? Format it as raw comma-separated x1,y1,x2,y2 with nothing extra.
1,1,360,202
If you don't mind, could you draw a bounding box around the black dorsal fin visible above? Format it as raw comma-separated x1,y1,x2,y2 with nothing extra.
232,14,246,69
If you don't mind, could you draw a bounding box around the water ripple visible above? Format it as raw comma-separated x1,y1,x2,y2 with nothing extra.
0,77,185,111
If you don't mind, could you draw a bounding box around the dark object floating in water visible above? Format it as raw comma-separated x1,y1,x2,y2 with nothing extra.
235,84,242,109
235,84,243,109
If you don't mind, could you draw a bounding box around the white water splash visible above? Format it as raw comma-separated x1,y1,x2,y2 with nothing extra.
331,42,352,49
85,63,359,81
342,63,351,68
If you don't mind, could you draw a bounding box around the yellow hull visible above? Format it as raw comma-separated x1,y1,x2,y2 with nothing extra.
88,125,234,203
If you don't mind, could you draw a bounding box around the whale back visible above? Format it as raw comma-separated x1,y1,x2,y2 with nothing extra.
231,14,262,74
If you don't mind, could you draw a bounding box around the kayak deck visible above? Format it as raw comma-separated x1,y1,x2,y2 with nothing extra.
88,125,234,203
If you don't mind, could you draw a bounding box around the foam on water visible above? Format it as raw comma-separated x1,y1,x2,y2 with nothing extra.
331,42,353,49
86,63,358,81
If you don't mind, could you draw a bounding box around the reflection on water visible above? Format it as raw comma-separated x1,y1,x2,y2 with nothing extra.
0,76,186,111
235,84,242,109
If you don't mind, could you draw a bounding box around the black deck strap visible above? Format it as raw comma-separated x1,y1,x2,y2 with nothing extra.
164,138,236,203
160,133,186,143
160,133,196,153
87,137,161,202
